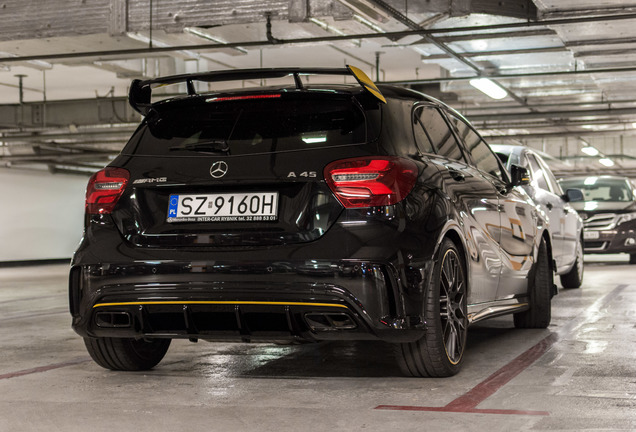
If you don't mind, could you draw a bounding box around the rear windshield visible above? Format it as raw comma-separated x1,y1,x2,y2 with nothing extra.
123,96,374,156
560,177,634,202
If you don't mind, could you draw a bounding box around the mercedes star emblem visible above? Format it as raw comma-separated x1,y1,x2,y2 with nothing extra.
210,161,228,178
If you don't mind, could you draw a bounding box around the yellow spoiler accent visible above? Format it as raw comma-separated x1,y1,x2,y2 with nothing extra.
93,300,348,309
347,65,387,104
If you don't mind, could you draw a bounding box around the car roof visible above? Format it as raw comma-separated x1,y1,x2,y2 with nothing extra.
560,175,631,181
490,144,573,169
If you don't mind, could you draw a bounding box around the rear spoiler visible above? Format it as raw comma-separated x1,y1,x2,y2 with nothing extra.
128,65,386,115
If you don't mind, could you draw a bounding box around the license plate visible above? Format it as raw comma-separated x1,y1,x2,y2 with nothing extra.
584,230,600,240
167,192,278,222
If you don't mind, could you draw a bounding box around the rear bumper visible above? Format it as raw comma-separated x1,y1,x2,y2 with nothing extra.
69,259,431,343
583,225,636,254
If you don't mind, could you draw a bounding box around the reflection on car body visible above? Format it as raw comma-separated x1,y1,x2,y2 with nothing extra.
69,67,554,377
492,145,585,289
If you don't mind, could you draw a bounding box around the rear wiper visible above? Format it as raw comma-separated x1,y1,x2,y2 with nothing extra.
170,140,230,153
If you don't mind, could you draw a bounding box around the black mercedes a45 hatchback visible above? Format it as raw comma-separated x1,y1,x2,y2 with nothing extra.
70,66,554,377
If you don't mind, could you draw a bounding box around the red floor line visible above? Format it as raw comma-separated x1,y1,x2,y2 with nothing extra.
375,283,630,416
375,405,550,416
375,332,559,416
0,358,91,380
444,332,558,411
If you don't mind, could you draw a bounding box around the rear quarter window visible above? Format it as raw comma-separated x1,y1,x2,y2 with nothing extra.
415,106,465,161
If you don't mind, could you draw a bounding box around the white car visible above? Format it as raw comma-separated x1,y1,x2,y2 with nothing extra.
492,144,584,288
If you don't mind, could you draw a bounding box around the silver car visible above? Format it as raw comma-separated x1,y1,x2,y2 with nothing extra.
492,145,584,288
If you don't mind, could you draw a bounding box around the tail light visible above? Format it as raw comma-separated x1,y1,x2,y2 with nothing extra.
324,157,418,208
86,167,130,214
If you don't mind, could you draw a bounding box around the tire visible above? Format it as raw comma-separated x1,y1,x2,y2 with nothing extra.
395,238,468,377
84,337,171,371
514,238,553,329
630,253,636,264
560,240,583,289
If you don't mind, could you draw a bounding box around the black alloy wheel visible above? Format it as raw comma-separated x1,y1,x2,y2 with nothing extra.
395,238,468,377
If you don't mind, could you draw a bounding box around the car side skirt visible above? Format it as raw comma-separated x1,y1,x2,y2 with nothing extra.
467,298,529,324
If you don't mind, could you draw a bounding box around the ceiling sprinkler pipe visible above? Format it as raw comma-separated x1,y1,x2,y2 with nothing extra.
3,13,636,64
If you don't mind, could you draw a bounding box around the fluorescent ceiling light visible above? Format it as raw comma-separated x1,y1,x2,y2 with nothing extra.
414,46,432,57
599,158,615,167
352,14,385,33
309,18,348,36
337,0,391,23
0,51,51,70
469,78,508,100
581,124,609,130
184,28,247,54
581,146,599,156
127,32,200,59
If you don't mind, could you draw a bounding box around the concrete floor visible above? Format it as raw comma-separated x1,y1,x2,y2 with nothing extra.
0,256,634,431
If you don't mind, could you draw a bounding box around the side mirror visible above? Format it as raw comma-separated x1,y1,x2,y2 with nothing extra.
510,164,530,187
563,188,584,202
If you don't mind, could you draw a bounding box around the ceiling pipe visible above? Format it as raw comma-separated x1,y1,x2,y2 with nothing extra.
541,5,636,19
0,152,116,162
468,107,636,122
2,13,636,64
383,65,636,84
565,37,636,47
422,46,566,60
359,0,534,109
482,129,636,139
406,29,557,45
475,119,636,129
0,128,137,143
461,98,636,112
366,0,483,74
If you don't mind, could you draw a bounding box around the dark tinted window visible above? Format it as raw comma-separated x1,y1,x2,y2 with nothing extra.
412,107,435,154
448,114,502,180
381,100,420,157
416,107,464,161
124,97,369,156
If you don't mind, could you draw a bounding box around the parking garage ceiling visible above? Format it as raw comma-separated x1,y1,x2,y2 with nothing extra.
2,0,636,177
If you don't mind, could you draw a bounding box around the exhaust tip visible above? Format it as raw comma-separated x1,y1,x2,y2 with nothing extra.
304,313,357,331
95,311,132,328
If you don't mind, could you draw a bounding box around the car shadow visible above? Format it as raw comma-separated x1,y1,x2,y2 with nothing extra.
237,321,521,379
237,340,405,378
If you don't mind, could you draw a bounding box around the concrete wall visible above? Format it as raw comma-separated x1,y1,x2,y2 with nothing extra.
0,168,87,262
